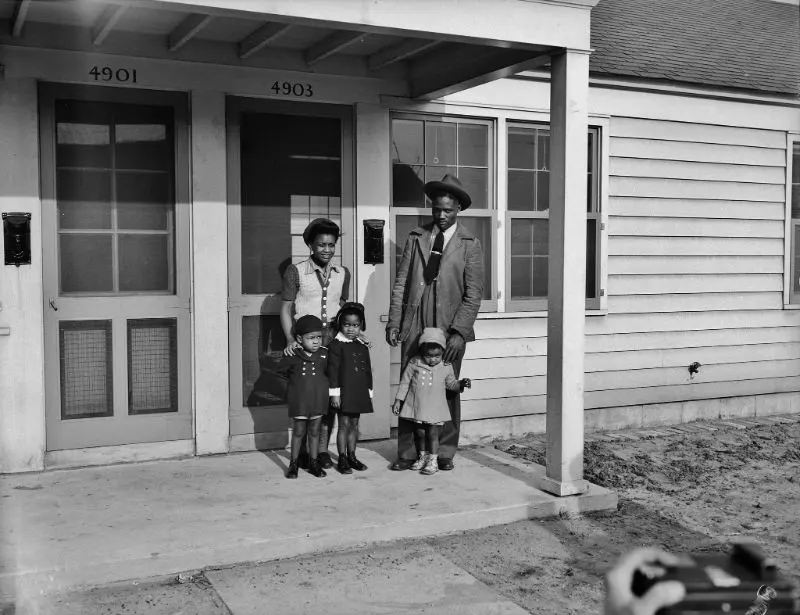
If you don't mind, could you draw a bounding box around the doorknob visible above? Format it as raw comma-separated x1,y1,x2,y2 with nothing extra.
48,297,58,311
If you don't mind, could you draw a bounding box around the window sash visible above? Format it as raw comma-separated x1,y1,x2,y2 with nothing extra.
790,140,800,304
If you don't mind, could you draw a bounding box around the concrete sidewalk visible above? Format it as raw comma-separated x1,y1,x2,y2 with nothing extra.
0,440,615,607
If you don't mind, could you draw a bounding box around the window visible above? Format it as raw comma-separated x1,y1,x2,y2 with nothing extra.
390,115,495,306
506,123,601,310
791,140,800,303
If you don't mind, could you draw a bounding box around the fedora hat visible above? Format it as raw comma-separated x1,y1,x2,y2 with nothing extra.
424,174,472,210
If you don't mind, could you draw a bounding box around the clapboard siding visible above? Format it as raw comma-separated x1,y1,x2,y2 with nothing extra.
611,138,787,167
610,158,786,184
609,199,784,220
608,255,784,275
392,114,800,428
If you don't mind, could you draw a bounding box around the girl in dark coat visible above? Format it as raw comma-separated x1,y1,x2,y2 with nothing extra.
327,303,373,474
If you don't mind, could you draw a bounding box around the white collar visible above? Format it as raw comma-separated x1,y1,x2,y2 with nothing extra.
335,332,354,343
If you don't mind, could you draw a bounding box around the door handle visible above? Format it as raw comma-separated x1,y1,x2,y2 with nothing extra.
49,297,58,311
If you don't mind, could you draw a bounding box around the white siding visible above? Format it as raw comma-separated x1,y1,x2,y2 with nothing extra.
392,114,800,428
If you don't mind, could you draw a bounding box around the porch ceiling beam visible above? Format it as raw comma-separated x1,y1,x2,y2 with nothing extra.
305,30,364,66
238,22,291,59
409,46,550,100
10,0,31,38
168,13,213,52
91,4,127,47
367,38,439,72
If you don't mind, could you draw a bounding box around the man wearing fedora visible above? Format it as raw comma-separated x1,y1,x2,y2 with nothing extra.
386,174,484,471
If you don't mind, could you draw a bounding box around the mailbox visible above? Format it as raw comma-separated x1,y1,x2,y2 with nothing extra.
363,219,385,265
3,212,31,267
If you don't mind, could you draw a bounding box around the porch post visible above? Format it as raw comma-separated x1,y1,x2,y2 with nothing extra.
191,90,230,455
542,49,590,496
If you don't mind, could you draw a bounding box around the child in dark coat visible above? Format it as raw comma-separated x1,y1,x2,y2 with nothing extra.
273,314,330,479
327,302,373,474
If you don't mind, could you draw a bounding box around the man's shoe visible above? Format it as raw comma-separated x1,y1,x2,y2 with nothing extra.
308,460,327,478
348,455,367,471
317,452,333,469
286,460,298,479
337,455,353,475
297,451,310,470
438,458,454,471
390,458,414,471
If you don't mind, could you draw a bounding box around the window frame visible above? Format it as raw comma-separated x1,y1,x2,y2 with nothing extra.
389,112,498,312
786,133,800,306
503,120,605,312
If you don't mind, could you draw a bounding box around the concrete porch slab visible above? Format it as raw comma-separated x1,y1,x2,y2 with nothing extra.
0,441,616,606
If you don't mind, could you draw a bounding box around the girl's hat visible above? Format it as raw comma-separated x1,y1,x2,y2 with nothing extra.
302,218,340,245
295,314,324,336
334,302,366,331
418,327,446,350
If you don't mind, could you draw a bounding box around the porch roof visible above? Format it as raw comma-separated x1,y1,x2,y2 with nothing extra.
0,0,598,99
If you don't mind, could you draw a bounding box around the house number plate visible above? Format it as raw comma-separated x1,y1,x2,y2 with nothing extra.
89,66,138,83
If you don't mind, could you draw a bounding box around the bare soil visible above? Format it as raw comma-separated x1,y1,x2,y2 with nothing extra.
20,417,800,615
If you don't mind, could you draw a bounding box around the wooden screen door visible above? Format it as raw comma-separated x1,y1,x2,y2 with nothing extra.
227,99,354,449
40,84,192,451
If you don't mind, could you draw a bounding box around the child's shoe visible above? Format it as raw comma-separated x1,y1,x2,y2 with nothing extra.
337,455,353,475
286,460,299,479
348,454,367,471
421,455,438,475
410,452,429,471
308,459,327,478
317,452,333,469
297,451,310,470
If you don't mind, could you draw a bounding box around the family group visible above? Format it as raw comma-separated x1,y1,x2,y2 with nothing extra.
276,174,484,480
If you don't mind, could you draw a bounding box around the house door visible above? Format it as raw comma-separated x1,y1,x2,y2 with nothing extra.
40,85,192,451
227,99,354,450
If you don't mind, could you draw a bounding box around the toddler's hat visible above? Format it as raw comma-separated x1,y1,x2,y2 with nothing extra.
295,314,324,336
418,327,447,350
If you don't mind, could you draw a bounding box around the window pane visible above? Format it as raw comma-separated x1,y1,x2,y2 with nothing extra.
510,217,533,256
117,172,171,230
425,122,456,166
458,123,488,166
509,219,548,299
537,132,550,170
793,190,800,220
510,257,532,298
391,119,424,164
586,218,597,298
56,122,111,168
508,170,535,211
456,167,488,210
119,234,171,292
392,164,425,207
116,122,171,171
425,165,457,185
532,257,548,297
60,234,113,293
57,170,112,229
59,320,113,419
128,318,178,414
795,225,800,293
793,143,800,185
456,216,492,300
243,315,289,407
508,128,535,169
535,170,550,212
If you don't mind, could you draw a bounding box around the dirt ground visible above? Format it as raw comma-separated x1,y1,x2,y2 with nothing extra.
20,416,800,615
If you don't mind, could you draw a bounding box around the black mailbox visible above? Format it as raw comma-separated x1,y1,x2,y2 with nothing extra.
363,219,385,265
3,212,31,267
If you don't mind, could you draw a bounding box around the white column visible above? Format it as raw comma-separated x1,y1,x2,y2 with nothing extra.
543,49,590,496
0,78,46,472
354,103,391,440
191,91,230,455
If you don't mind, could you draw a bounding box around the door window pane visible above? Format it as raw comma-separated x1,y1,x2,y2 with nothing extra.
240,113,341,295
59,320,113,418
115,122,171,171
117,172,170,230
128,318,177,414
242,315,288,407
60,234,113,293
56,122,111,168
57,170,112,229
119,234,170,292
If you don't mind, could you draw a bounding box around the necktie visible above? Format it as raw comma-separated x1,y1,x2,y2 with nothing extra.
424,231,444,285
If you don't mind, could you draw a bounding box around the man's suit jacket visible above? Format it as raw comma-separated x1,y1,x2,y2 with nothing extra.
388,222,484,344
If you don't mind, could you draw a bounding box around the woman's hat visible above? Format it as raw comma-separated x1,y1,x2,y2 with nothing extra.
302,218,340,246
418,327,447,350
295,314,324,336
424,174,472,210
